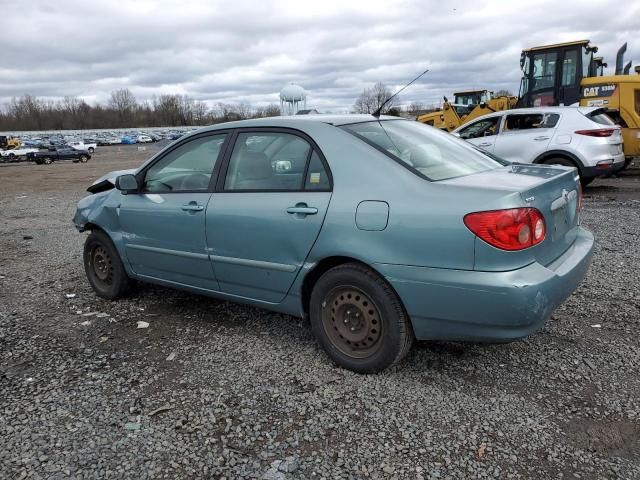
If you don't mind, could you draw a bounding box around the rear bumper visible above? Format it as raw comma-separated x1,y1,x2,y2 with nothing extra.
375,227,594,342
582,153,625,178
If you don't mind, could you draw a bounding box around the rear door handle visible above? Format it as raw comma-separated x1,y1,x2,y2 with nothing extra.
182,202,204,212
533,136,550,141
287,204,318,215
478,142,492,147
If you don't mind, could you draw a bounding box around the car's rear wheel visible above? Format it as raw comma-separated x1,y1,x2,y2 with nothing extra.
310,263,414,373
43,157,52,165
79,154,89,163
88,147,95,153
84,230,134,299
544,157,593,186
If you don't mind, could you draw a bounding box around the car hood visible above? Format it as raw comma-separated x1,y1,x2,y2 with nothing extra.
87,168,135,193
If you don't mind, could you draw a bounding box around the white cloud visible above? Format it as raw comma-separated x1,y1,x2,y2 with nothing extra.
1,0,638,112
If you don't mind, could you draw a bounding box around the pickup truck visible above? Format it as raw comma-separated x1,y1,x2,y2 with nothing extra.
26,145,92,165
69,141,97,153
0,148,40,162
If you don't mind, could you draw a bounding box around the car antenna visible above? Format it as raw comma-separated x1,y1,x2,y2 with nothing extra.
372,67,429,118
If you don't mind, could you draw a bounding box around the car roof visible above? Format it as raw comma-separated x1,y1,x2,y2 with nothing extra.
453,106,604,130
194,114,404,132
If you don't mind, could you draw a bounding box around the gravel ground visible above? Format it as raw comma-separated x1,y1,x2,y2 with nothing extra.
1,148,639,479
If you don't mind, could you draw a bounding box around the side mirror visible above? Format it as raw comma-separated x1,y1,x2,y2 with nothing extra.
115,174,139,193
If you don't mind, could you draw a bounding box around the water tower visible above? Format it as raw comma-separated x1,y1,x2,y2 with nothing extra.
280,83,307,115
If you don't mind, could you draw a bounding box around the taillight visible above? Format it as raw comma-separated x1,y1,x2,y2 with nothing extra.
574,128,616,137
464,208,546,251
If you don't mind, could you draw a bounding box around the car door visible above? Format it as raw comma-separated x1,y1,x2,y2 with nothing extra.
456,116,502,153
118,132,230,290
57,147,72,159
492,112,557,164
207,129,332,303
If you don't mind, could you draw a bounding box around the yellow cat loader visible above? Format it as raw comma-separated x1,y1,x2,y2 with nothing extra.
517,40,640,164
0,135,21,150
417,90,518,131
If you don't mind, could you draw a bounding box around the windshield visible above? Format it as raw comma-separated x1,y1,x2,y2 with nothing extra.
454,91,490,106
341,120,506,181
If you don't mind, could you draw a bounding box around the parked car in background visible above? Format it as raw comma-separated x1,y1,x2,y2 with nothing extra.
452,107,625,186
0,147,40,161
121,136,136,145
73,115,593,373
69,141,97,153
27,145,91,165
136,135,153,143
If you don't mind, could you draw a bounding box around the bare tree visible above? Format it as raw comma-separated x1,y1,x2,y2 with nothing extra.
108,88,137,126
494,89,515,97
405,101,425,115
353,82,398,114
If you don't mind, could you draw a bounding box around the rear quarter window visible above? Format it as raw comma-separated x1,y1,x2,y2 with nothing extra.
584,110,616,126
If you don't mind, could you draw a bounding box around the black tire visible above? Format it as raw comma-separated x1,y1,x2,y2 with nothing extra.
544,156,591,185
580,176,595,187
309,263,414,373
43,157,52,165
88,147,95,153
83,229,134,299
79,155,89,163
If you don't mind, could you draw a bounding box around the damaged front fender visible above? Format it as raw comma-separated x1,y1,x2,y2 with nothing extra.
72,189,122,233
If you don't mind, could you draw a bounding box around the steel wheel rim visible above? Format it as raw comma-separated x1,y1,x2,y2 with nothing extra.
92,245,113,285
321,286,383,359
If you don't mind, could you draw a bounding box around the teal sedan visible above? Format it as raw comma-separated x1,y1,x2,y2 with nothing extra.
73,115,594,373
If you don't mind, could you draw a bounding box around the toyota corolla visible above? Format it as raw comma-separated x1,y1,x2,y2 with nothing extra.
73,115,594,373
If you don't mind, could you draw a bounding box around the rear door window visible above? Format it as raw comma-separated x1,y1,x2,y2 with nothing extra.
223,131,331,192
504,113,559,130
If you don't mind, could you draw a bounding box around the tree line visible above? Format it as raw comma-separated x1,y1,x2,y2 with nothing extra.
0,89,281,131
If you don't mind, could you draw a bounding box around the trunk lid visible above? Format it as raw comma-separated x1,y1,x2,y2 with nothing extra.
443,164,581,268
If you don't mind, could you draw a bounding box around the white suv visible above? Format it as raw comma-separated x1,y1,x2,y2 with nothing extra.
452,107,625,185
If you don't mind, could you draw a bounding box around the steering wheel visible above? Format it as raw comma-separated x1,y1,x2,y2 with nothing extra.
178,173,210,190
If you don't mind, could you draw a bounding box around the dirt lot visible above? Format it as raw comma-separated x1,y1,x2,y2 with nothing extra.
1,146,639,479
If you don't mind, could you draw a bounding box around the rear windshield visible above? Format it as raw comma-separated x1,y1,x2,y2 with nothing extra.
584,109,615,126
341,120,506,181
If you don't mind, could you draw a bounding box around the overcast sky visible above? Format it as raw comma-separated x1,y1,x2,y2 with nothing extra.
2,0,639,112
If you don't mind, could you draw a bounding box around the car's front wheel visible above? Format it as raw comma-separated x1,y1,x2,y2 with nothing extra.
79,154,89,163
84,230,134,299
310,263,414,373
43,157,53,165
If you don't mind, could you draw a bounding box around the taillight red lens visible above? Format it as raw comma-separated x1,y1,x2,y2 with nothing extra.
574,128,616,137
464,208,546,251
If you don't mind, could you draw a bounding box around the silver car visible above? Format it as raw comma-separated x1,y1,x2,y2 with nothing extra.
453,107,625,185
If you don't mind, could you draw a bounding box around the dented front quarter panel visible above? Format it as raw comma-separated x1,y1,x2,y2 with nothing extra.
73,188,135,276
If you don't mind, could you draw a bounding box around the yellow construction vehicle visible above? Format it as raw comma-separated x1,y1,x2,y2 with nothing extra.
419,40,640,165
417,89,518,131
0,135,21,150
517,40,640,163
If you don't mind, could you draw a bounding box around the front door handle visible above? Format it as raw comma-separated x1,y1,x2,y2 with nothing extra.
478,142,493,147
533,136,550,141
182,202,204,212
287,203,318,215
